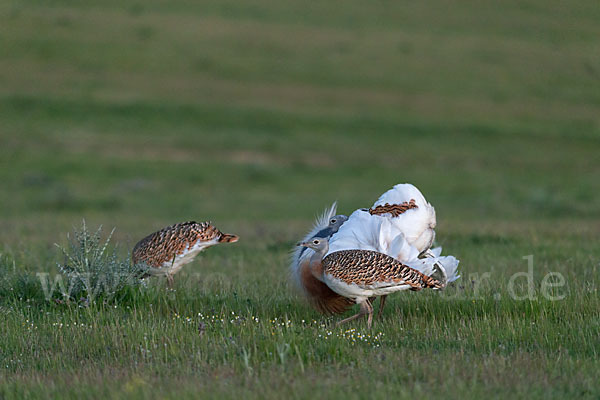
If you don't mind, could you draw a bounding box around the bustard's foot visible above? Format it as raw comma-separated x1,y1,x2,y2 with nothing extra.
336,300,374,329
166,274,174,288
335,312,363,327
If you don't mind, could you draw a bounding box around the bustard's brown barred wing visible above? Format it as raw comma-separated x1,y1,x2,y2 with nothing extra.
323,250,444,290
132,221,238,268
369,199,418,217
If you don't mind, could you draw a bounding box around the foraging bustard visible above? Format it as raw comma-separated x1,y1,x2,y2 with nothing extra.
290,202,353,314
299,237,446,329
132,221,238,286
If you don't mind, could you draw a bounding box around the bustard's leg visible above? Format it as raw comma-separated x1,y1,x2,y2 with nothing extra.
377,295,387,320
336,300,374,328
365,300,374,329
166,255,176,288
335,308,365,326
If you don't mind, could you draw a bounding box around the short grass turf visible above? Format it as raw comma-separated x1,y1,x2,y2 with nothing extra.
1,0,600,398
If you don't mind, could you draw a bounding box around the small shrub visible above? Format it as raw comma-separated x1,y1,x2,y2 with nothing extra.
55,220,148,302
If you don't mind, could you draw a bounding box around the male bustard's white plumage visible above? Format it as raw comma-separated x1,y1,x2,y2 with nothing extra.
299,237,446,329
327,183,459,316
327,183,459,280
328,184,436,258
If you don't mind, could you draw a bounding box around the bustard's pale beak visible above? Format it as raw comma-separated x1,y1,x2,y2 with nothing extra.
296,242,307,247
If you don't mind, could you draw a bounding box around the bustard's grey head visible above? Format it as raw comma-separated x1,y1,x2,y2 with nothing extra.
298,237,329,254
328,214,348,232
311,214,348,241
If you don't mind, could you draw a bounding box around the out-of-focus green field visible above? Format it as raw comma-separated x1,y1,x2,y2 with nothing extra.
1,0,599,398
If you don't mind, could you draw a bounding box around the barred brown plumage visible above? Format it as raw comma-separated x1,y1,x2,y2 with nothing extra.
369,199,419,217
293,184,460,327
132,221,238,286
299,237,446,329
323,250,444,290
291,198,428,316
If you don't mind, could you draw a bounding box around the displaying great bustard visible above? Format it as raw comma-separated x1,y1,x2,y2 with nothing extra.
299,237,446,329
291,183,460,318
132,221,238,286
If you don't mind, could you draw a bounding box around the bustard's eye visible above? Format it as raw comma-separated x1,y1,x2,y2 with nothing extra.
313,240,319,245
330,219,336,224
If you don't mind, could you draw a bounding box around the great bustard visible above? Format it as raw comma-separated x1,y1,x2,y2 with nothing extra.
299,237,446,329
327,184,459,315
132,221,238,286
292,183,459,317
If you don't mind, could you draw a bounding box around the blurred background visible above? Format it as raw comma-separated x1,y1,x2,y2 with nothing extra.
1,0,599,268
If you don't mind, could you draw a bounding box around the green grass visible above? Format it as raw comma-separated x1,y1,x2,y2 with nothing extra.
1,0,600,398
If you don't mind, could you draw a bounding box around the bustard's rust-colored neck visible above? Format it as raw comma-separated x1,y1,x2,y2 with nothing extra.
308,243,328,280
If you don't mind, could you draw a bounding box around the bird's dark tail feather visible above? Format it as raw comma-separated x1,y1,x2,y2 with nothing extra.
219,233,239,243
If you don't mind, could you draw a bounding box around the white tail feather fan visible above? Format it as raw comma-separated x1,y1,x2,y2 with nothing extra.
373,183,437,253
327,183,460,285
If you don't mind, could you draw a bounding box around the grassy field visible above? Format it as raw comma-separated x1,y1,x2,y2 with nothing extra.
1,0,600,398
